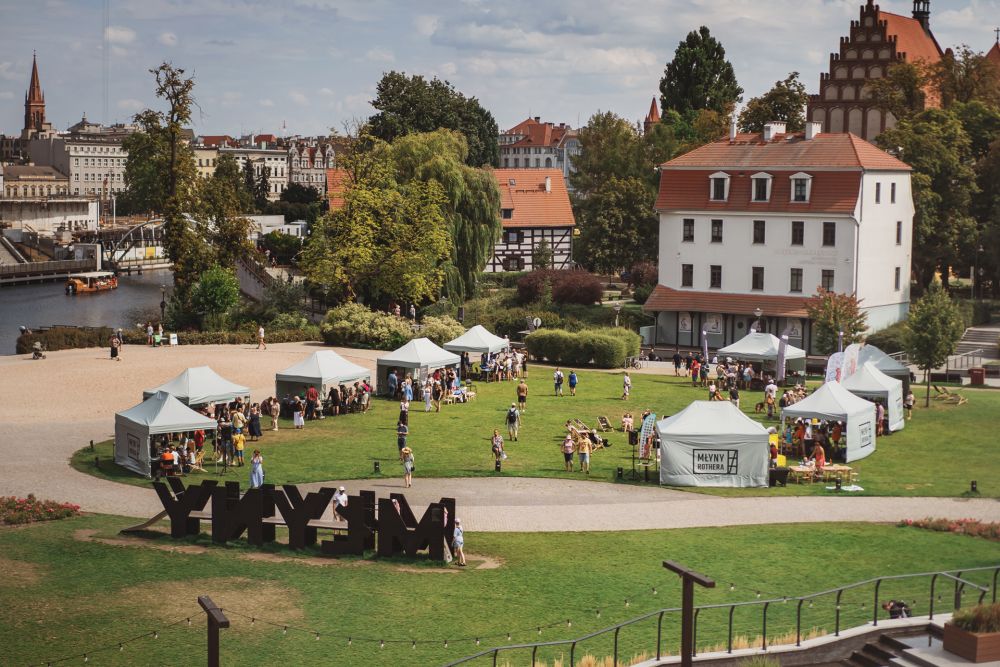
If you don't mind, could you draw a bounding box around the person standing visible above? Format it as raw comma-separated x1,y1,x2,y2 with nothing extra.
233,429,246,466
568,370,578,396
491,429,505,465
249,449,264,488
422,381,432,412
257,324,266,350
333,486,348,521
269,397,280,431
505,403,521,442
904,390,915,419
516,378,528,413
729,385,740,409
432,381,443,413
409,304,417,321
399,397,410,426
672,351,682,376
400,446,414,487
397,421,409,454
561,433,575,472
553,368,564,396
293,396,305,429
577,435,592,474
110,333,121,361
622,372,632,400
451,518,466,566
248,403,262,441
146,322,154,346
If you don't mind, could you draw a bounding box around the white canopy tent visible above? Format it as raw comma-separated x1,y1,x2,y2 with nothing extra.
717,332,806,362
781,381,877,463
376,337,461,392
657,401,770,488
275,350,371,399
842,361,905,432
857,344,911,393
143,366,250,406
443,325,508,355
115,390,217,477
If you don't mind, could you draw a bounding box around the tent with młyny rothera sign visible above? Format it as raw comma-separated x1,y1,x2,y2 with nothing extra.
275,350,371,399
841,361,905,433
657,401,770,488
780,380,877,463
115,390,217,478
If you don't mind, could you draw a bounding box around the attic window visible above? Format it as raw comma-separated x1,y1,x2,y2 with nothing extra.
709,171,730,202
508,178,516,186
790,172,813,203
751,172,773,202
501,208,513,220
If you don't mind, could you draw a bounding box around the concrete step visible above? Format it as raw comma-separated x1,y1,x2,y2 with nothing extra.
849,649,887,667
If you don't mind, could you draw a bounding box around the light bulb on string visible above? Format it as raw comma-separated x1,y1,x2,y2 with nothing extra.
475,638,480,646
756,591,761,599
567,620,572,628
597,608,601,618
412,641,416,650
444,640,449,649
507,632,512,641
380,640,384,649
625,599,630,608
119,643,124,652
153,631,159,639
348,637,352,646
315,633,320,641
83,656,88,663
538,627,542,635
652,587,657,596
186,618,191,626
730,583,735,592
282,626,287,636
809,600,814,608
251,617,255,626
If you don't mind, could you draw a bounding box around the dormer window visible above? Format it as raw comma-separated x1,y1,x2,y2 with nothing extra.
751,172,773,202
790,172,813,203
709,171,730,201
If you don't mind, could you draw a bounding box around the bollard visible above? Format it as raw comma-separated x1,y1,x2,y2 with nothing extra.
495,459,502,473
373,461,381,474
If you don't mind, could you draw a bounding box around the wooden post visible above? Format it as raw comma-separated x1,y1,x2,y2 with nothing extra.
199,595,230,667
664,560,716,667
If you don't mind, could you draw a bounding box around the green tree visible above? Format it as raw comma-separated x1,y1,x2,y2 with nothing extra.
805,288,869,355
574,177,657,274
933,45,1000,109
242,159,256,209
974,138,1000,297
659,26,743,116
878,108,978,288
190,265,240,330
254,164,271,210
213,153,253,212
368,71,500,167
738,72,808,133
389,129,501,299
281,182,320,204
532,239,553,270
953,100,1000,159
199,161,252,269
570,112,647,196
123,63,210,301
869,62,929,123
904,283,964,406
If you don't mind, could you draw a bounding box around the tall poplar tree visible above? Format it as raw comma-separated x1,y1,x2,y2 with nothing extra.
659,26,743,116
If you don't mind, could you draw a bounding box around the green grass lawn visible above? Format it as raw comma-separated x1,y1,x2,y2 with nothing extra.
73,369,1000,497
2,515,997,667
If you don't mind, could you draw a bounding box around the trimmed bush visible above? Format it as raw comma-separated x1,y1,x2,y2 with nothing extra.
322,302,412,350
865,321,907,354
516,269,556,304
551,270,603,305
524,327,636,368
419,315,466,346
1,494,80,525
16,326,113,354
632,284,654,305
479,271,527,289
627,261,658,287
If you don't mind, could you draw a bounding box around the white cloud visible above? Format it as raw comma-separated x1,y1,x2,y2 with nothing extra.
364,48,395,63
117,98,144,111
111,46,129,58
259,98,275,108
220,91,242,105
104,25,136,44
319,87,335,97
440,62,457,76
159,32,178,46
0,62,19,81
414,14,439,37
290,91,309,106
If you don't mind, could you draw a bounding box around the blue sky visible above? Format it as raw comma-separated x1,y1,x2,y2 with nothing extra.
0,0,995,138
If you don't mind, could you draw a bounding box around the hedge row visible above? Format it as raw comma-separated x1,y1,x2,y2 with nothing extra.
16,325,320,354
524,327,641,368
517,270,603,306
321,303,465,350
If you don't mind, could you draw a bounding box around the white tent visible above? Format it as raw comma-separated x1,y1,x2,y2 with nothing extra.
114,390,217,477
857,344,911,393
275,350,370,399
657,401,770,488
842,361,905,432
376,337,460,391
143,366,250,406
781,381,877,462
443,325,508,355
717,332,806,362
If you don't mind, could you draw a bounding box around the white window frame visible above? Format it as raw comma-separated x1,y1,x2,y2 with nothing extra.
790,172,813,203
709,171,730,202
751,172,773,202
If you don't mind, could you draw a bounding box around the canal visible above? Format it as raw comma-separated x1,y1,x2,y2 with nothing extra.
0,269,174,355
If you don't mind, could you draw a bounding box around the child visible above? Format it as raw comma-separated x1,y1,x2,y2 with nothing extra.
233,430,246,467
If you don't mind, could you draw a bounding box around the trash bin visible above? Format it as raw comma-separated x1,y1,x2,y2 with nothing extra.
969,367,986,386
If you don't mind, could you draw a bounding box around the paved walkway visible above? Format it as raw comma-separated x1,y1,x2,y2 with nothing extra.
1,343,997,532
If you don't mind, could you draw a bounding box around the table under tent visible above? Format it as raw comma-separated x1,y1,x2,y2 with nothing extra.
780,381,877,463
376,337,460,394
716,332,806,381
841,361,905,433
857,344,912,394
275,350,371,399
656,401,770,488
142,366,250,406
114,390,217,477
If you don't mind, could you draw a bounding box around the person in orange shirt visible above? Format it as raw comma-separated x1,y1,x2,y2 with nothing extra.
810,443,826,471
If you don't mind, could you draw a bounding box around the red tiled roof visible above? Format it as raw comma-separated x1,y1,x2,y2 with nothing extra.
503,118,570,148
493,168,575,229
987,41,1000,68
642,285,812,317
661,133,911,171
326,168,351,211
656,169,862,214
200,135,236,147
645,97,660,124
879,11,943,64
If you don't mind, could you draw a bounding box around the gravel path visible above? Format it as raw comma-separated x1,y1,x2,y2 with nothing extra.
2,343,997,531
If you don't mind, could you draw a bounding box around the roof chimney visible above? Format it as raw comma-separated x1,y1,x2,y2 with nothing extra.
912,0,930,31
804,121,822,140
544,175,551,193
763,121,786,142
729,117,737,142
534,116,540,122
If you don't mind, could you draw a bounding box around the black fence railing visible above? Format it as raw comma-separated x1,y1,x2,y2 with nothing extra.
443,565,999,667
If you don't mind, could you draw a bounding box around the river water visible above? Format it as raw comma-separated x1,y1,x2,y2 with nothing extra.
0,269,174,355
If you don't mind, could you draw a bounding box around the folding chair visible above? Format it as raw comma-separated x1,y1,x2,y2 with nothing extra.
597,416,613,432
191,450,206,473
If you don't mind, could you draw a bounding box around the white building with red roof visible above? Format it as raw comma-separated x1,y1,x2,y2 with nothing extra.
643,122,914,354
488,168,575,272
498,117,580,181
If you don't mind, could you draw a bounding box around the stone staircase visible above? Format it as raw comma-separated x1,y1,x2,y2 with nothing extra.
840,626,969,667
955,325,999,359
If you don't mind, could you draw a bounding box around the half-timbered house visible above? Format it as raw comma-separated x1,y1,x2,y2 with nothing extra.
488,168,575,272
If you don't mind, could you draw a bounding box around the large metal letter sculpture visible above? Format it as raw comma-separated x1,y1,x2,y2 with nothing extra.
152,478,216,538
376,495,455,560
272,484,335,550
211,481,269,546
321,490,376,556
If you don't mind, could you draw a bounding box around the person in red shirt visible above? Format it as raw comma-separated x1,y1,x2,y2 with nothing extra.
192,429,205,453
690,359,700,386
306,385,319,420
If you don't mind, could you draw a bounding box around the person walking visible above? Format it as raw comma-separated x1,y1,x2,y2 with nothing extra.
397,421,409,454
505,403,521,442
110,332,121,361
249,449,264,488
146,322,154,347
516,379,528,413
561,433,575,472
248,403,262,441
622,372,632,400
422,381,432,412
451,518,467,566
257,324,266,350
577,435,592,474
553,368,564,396
491,429,505,466
269,397,280,431
401,446,414,487
568,370,578,396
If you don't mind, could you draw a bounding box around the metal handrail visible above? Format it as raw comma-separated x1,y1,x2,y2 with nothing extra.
442,565,999,667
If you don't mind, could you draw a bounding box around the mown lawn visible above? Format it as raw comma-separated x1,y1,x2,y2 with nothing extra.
2,514,997,667
73,368,1000,497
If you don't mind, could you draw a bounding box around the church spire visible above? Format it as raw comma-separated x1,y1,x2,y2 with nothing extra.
27,51,43,104
643,96,661,134
23,51,48,138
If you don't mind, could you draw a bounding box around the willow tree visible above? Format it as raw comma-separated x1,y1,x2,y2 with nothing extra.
390,129,501,300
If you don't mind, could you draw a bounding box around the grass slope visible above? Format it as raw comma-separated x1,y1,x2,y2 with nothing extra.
73,369,999,497
1,516,997,667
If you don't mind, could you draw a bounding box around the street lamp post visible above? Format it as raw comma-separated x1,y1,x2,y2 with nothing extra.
159,284,167,323
974,244,984,300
